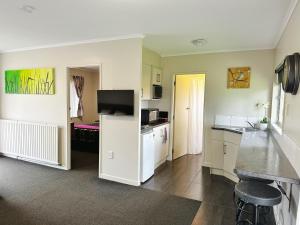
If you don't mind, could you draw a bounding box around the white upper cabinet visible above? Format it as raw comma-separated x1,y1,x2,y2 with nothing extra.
142,64,163,100
142,64,152,100
152,66,162,85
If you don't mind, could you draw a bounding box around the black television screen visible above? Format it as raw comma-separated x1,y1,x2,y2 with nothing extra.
97,90,134,116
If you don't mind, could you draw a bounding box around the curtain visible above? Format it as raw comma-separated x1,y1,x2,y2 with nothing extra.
70,79,79,118
72,76,84,117
187,78,204,154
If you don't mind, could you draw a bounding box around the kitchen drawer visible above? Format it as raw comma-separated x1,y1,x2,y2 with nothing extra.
224,131,242,145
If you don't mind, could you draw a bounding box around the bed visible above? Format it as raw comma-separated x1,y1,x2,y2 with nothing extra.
71,122,99,152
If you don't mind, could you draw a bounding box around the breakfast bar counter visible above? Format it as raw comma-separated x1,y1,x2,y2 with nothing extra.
234,130,300,184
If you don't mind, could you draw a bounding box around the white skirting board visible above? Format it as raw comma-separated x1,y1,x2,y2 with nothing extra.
0,153,66,170
99,173,140,186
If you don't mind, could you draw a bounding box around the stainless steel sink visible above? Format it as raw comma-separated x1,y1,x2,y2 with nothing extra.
240,127,259,132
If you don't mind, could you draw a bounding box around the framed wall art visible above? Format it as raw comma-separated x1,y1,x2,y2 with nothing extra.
5,68,55,95
227,67,251,88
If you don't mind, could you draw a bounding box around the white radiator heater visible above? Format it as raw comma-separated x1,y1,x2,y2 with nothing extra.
0,119,59,165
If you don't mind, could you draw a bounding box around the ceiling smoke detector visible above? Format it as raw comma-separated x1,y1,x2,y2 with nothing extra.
191,38,207,47
20,4,36,13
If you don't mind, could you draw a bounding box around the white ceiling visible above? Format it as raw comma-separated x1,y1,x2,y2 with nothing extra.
0,0,297,56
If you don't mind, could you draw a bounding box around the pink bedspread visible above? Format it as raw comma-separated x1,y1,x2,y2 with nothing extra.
74,124,99,130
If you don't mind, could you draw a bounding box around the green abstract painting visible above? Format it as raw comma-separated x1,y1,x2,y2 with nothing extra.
5,68,55,95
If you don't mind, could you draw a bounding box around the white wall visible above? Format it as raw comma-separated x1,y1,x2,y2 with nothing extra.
272,1,300,225
275,1,300,149
69,68,99,124
0,38,143,186
142,47,162,68
154,50,274,129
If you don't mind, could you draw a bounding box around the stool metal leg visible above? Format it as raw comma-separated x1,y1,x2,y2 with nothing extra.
254,205,260,225
236,202,253,225
260,206,270,224
236,200,244,221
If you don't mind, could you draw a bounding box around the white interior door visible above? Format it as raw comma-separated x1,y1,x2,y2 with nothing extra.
173,74,205,160
173,76,191,159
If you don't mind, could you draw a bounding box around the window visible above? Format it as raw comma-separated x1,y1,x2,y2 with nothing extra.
70,79,79,118
271,83,285,131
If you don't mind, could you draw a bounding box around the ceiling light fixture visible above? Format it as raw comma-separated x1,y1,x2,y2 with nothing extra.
20,4,36,13
191,38,207,47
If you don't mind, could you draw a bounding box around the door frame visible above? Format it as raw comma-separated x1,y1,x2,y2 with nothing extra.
66,63,102,171
169,72,207,161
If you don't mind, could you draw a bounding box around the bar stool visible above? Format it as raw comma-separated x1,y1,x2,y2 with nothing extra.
237,174,273,184
234,173,274,220
235,181,282,225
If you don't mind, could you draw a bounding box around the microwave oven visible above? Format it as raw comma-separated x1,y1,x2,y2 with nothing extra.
141,108,159,125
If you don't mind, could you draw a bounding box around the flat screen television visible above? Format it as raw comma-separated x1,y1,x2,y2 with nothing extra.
97,90,134,116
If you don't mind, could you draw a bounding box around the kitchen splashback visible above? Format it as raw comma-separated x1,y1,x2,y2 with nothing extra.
215,115,259,127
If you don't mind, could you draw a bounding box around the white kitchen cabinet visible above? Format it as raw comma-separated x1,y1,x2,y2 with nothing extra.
203,129,224,168
223,141,239,176
142,64,163,100
210,140,225,170
152,66,162,85
223,131,241,178
142,64,152,100
204,128,241,182
153,124,169,168
153,127,162,166
140,131,155,182
203,139,213,167
224,132,242,145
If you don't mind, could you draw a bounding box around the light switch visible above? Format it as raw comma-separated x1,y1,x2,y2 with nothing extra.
108,151,114,159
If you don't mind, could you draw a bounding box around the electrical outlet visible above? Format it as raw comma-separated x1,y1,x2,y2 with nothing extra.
108,151,114,159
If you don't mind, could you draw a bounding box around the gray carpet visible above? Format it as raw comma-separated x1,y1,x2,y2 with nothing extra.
0,152,200,225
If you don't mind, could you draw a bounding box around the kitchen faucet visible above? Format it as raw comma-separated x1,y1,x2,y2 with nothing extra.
246,121,256,129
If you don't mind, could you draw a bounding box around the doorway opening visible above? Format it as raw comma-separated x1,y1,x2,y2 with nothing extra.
172,74,205,160
67,66,100,173
142,73,206,201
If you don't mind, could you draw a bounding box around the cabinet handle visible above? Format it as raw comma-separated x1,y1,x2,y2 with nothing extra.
141,88,143,97
223,144,227,154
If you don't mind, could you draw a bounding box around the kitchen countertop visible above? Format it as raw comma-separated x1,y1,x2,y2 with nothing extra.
212,125,300,184
235,130,300,184
141,121,170,134
211,125,243,134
